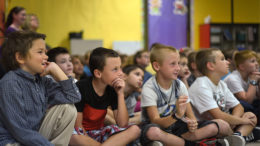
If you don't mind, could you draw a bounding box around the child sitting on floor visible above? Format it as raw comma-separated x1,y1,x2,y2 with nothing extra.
141,45,232,146
0,31,81,146
69,47,140,146
189,48,257,146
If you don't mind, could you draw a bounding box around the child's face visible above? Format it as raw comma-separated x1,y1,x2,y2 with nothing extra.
240,57,259,73
30,15,39,30
125,68,144,91
178,57,190,78
158,52,180,80
100,57,123,86
21,39,48,75
212,51,230,76
55,54,73,76
72,58,84,75
139,52,150,67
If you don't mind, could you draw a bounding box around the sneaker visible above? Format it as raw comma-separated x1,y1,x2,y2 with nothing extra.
253,127,260,141
217,138,229,146
148,141,163,146
244,132,254,142
225,135,245,146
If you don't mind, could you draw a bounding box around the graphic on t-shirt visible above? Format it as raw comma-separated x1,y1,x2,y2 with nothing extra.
159,104,176,117
213,91,226,112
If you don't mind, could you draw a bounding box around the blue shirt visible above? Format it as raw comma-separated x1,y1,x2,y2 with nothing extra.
0,69,81,146
83,65,92,77
143,71,152,84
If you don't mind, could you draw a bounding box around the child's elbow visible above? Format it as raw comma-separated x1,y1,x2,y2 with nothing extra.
117,121,129,128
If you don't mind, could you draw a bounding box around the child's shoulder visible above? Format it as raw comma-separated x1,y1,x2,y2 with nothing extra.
0,70,18,82
143,76,156,88
77,77,91,86
189,76,211,89
224,70,241,81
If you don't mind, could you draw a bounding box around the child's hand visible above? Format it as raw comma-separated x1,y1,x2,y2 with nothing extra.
112,78,125,95
241,113,257,127
40,62,68,81
249,71,260,81
175,95,188,118
68,72,76,78
186,117,198,133
75,126,87,135
40,62,55,76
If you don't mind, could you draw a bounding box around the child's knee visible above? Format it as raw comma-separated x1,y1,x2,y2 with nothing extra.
206,122,219,134
214,119,229,129
62,104,77,116
213,119,232,135
128,125,141,137
146,126,161,140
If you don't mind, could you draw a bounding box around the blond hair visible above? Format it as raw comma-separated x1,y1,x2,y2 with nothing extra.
234,50,257,68
22,13,38,31
150,44,178,65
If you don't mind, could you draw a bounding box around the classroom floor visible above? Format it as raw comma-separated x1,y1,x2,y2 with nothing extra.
246,141,260,146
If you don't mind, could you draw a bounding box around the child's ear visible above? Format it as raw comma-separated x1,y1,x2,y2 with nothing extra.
152,61,160,72
15,52,25,64
206,62,214,71
93,69,102,78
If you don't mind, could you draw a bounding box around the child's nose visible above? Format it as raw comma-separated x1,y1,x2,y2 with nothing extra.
118,69,123,77
44,54,48,60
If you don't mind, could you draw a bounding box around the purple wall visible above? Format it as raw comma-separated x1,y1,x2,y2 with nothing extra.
148,0,187,49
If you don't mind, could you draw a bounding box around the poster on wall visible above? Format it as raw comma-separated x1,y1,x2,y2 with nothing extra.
149,0,162,16
173,0,187,15
148,0,187,50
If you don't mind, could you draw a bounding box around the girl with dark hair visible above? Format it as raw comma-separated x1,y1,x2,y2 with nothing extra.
5,6,26,36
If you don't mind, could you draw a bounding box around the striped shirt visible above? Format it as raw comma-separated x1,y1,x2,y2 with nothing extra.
0,69,81,146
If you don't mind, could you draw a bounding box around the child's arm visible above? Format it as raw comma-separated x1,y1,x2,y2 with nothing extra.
43,62,81,105
41,62,68,81
74,112,87,135
185,103,198,132
146,106,178,128
185,103,197,120
112,78,129,127
207,104,256,127
233,71,260,103
104,108,116,125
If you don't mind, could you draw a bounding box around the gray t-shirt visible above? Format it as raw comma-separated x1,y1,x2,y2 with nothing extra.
125,93,138,117
141,76,189,122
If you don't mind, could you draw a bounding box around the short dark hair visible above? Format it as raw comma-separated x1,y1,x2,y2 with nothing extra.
123,64,144,75
1,31,46,72
89,47,119,76
133,50,147,65
47,47,69,62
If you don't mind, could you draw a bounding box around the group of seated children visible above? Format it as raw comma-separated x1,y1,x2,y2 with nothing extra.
0,31,260,146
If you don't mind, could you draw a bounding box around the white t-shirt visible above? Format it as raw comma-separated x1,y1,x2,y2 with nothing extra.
141,76,189,122
224,70,248,94
224,70,259,99
188,76,239,121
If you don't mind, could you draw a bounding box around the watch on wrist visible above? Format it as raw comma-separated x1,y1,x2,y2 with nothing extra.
172,113,183,121
249,80,258,86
